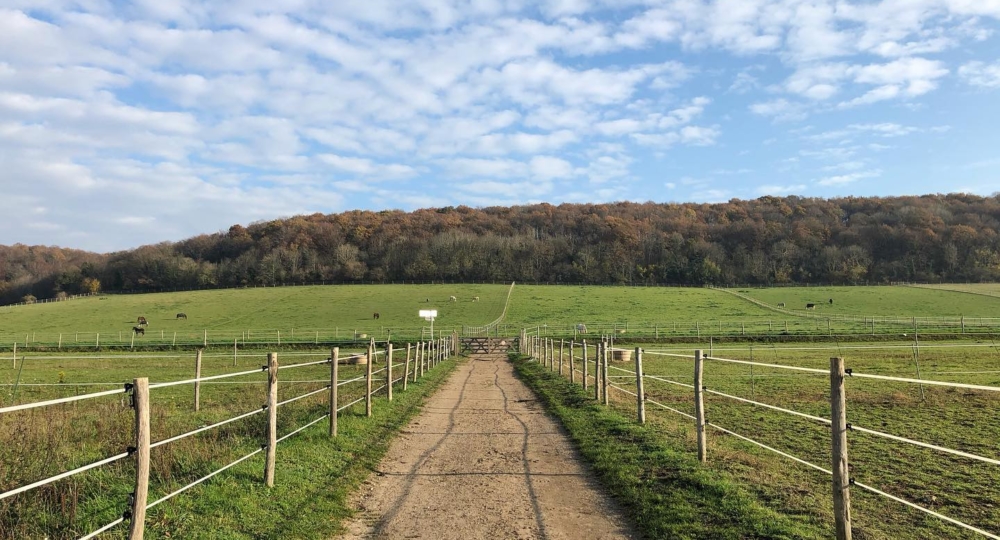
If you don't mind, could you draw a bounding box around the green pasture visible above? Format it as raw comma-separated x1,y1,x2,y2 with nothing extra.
504,286,777,327
0,284,510,346
736,285,1000,318
530,338,1000,539
914,283,1000,298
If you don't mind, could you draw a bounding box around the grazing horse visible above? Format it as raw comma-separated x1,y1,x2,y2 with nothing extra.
373,312,380,320
449,296,457,302
176,313,187,320
132,326,145,336
137,316,148,326
472,296,479,302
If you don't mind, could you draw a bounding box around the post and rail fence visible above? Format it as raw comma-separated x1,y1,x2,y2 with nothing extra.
0,339,453,539
522,329,1000,540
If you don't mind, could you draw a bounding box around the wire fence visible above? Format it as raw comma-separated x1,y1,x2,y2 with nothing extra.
0,336,457,539
521,332,1000,540
464,281,516,336
0,325,472,352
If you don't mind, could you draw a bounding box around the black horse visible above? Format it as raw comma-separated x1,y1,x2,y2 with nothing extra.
176,313,187,320
133,326,145,336
373,312,380,320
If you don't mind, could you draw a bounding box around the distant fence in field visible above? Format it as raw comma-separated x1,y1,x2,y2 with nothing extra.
0,325,481,352
522,331,1000,539
0,337,455,539
464,281,516,337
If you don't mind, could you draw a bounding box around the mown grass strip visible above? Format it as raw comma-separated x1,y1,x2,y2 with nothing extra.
512,355,826,540
137,357,459,540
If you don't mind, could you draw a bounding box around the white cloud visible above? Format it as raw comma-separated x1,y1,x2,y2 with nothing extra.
756,184,806,195
816,170,882,186
959,61,1000,88
2,1,1000,250
530,156,575,180
749,98,807,121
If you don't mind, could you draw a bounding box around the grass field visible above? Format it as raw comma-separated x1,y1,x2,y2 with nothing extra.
525,337,1000,539
504,285,778,326
735,285,1000,318
914,283,1000,298
0,284,511,347
6,283,1000,538
4,284,1000,349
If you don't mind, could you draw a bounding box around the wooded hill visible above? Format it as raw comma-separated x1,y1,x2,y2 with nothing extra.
3,194,999,304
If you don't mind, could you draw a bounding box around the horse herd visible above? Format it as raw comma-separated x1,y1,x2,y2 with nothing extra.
777,299,834,310
131,313,188,336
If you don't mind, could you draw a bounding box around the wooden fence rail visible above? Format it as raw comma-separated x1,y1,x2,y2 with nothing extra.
0,340,452,539
521,329,1000,540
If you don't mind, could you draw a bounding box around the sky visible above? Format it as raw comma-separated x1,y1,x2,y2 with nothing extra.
2,1,1000,253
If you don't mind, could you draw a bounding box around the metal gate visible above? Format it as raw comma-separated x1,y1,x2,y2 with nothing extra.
460,337,518,354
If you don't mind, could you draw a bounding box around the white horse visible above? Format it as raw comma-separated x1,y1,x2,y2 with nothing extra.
449,296,457,302
472,296,479,302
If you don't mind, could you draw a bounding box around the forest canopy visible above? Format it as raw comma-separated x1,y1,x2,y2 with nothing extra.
2,194,999,304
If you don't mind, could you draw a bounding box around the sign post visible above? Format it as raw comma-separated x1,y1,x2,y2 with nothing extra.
419,310,438,340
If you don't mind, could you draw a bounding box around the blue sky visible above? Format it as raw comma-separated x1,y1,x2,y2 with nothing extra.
2,1,1000,252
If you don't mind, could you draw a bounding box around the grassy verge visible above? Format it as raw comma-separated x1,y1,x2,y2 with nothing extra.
511,354,827,540
1,356,459,539
147,357,458,539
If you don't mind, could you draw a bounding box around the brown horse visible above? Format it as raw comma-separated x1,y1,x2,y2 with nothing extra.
132,326,145,336
137,316,148,326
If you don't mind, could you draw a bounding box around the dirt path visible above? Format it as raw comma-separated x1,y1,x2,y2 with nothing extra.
339,354,637,540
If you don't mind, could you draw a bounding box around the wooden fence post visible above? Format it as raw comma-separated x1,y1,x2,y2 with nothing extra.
194,349,202,412
234,339,238,366
582,340,588,390
559,339,565,376
128,377,150,540
265,353,278,487
387,342,393,401
634,347,645,424
602,339,610,406
418,342,424,378
830,357,853,540
11,343,15,369
329,348,339,437
365,341,374,417
594,338,604,403
569,341,575,384
594,341,601,401
695,349,706,463
403,343,411,391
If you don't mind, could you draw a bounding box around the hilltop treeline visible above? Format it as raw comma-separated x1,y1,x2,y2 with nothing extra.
3,194,1000,304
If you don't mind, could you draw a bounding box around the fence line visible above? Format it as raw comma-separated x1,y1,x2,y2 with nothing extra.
465,281,516,336
522,333,1000,539
1,339,454,539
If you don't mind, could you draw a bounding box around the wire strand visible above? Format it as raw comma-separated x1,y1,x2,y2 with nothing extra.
146,448,264,511
0,451,130,501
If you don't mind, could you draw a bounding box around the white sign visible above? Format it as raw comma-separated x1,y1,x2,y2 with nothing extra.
419,309,438,318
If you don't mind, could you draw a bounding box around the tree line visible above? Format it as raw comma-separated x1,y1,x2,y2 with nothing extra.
3,194,1000,305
